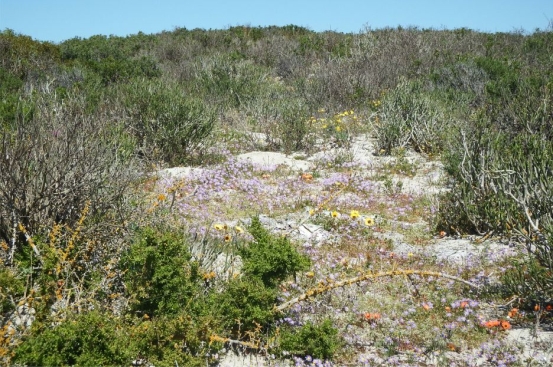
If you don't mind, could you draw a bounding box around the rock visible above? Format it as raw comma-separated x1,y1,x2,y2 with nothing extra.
236,151,311,172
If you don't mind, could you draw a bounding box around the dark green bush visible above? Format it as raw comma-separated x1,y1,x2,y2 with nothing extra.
0,267,24,315
278,319,341,360
121,227,202,317
241,217,311,288
0,67,24,127
210,276,279,335
14,311,131,366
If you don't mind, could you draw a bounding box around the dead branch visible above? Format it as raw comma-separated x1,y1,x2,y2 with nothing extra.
274,269,479,312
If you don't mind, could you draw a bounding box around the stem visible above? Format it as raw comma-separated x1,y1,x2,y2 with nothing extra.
274,269,479,312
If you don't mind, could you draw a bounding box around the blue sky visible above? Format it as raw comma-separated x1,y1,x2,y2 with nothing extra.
1,0,551,43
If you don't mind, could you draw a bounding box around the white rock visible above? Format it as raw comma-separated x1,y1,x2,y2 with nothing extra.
236,152,311,172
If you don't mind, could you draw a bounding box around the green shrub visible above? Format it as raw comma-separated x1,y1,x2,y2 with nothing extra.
278,319,342,360
269,97,310,153
193,55,270,109
122,78,215,165
0,29,60,78
241,217,310,288
210,276,279,335
14,311,131,366
121,227,202,317
439,119,553,306
376,78,452,154
0,267,24,315
0,67,24,127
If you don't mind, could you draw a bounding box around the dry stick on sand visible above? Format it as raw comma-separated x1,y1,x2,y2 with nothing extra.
274,269,479,313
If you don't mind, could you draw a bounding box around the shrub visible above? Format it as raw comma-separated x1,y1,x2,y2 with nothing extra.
376,78,452,154
0,67,24,127
121,227,202,317
439,119,553,306
210,276,279,335
122,78,216,165
278,319,342,360
0,92,136,253
192,55,271,109
241,217,310,288
13,310,131,366
0,267,24,315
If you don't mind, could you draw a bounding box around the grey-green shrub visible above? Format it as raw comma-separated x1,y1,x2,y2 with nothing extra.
0,92,136,248
122,78,215,165
376,78,452,154
439,120,553,305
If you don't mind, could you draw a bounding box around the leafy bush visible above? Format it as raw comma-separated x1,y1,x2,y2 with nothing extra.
376,78,452,154
0,29,60,78
278,319,341,360
14,311,131,366
241,217,311,287
0,67,24,126
122,78,215,165
210,276,279,335
60,34,159,85
0,268,24,315
121,227,202,316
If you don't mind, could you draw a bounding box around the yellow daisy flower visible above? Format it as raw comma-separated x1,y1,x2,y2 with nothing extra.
331,211,340,218
214,224,225,231
364,217,375,226
350,210,360,219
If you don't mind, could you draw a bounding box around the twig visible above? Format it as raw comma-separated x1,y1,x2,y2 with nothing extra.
209,334,264,351
274,269,479,312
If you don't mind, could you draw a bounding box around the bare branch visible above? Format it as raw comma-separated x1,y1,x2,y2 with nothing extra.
275,269,479,312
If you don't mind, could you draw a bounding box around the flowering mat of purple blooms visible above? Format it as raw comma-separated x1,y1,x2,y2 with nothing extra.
147,133,552,366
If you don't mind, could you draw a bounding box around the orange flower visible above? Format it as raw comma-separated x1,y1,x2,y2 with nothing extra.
301,173,313,182
460,301,469,309
534,304,540,311
483,319,511,331
422,303,431,311
545,304,553,311
447,343,460,352
364,313,381,321
439,231,446,238
445,306,451,312
500,320,511,330
483,320,501,328
507,308,518,318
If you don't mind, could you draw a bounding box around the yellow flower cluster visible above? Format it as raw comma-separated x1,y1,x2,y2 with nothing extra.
213,223,245,242
371,99,381,109
324,209,376,226
309,109,359,136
